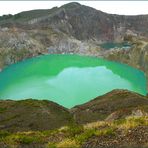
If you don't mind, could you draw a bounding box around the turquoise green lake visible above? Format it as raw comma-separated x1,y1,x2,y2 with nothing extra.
0,54,147,108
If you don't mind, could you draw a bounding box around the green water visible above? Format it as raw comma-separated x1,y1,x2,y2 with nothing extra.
100,42,131,49
0,54,146,108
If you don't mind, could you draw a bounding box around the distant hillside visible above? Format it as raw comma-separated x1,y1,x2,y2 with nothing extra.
0,2,148,40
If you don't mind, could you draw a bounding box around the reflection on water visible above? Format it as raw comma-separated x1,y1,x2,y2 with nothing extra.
0,54,146,108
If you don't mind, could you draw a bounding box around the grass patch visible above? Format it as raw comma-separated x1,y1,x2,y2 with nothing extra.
84,121,110,130
113,116,148,129
46,142,57,148
0,117,147,147
4,131,46,145
0,107,7,113
0,131,10,138
42,129,59,137
75,129,96,144
56,138,80,148
95,128,116,137
16,135,35,144
75,127,115,145
60,124,84,137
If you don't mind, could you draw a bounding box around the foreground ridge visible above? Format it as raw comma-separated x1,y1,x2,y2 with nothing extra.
0,89,147,147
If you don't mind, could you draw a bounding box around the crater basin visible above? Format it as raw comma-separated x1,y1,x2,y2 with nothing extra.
0,54,146,108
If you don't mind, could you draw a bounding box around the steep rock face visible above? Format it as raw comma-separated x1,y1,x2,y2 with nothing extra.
0,28,48,70
49,4,148,41
71,89,148,124
1,2,148,41
0,26,101,70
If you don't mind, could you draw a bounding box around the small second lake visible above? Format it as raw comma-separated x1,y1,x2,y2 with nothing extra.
100,42,132,50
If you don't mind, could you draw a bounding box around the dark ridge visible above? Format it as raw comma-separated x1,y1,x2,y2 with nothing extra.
71,89,148,124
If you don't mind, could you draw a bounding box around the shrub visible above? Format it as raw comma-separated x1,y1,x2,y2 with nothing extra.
115,117,148,130
5,132,46,145
95,128,115,137
75,129,96,144
56,138,79,148
42,129,58,136
46,142,57,148
84,121,110,130
66,124,84,137
0,130,10,138
0,107,7,113
18,135,35,144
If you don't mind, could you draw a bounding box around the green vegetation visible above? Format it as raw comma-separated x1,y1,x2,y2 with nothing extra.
0,116,147,148
0,99,73,133
0,14,13,20
113,116,148,130
65,124,84,137
56,139,79,148
75,129,96,144
0,107,7,113
0,131,10,138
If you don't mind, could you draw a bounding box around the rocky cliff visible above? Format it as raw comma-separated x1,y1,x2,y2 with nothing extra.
0,2,148,76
